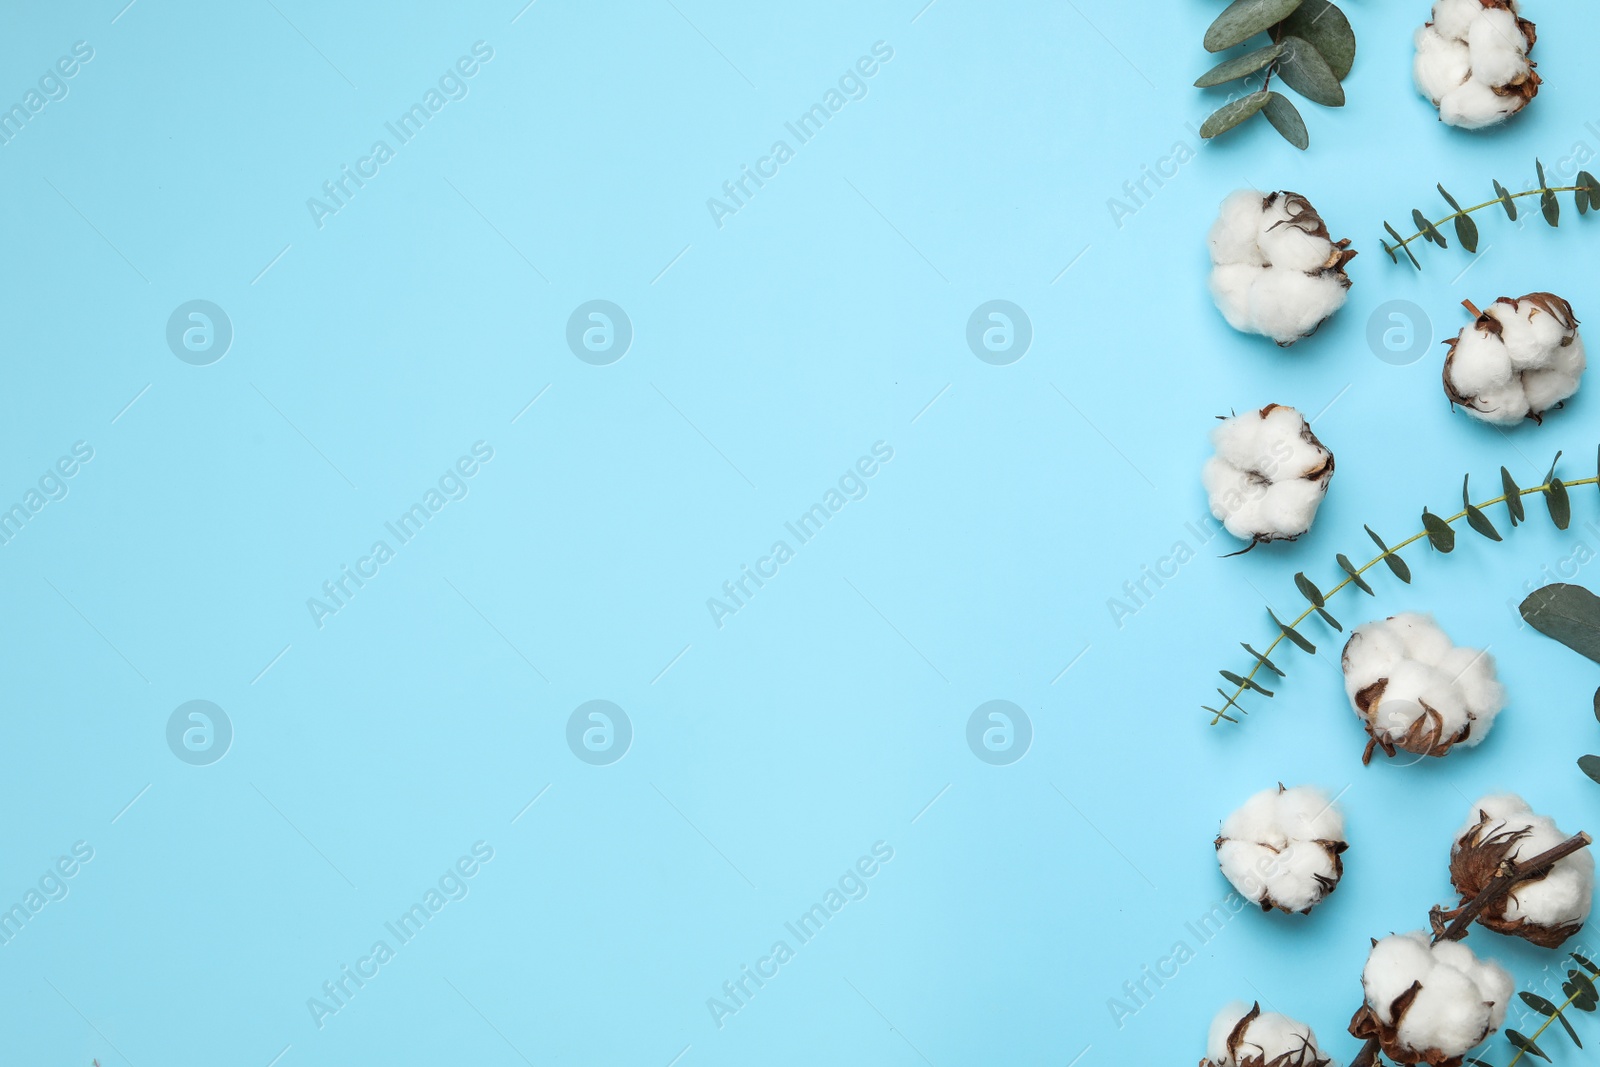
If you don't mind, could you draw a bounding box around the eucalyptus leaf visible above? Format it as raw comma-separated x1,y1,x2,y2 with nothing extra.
1277,35,1345,107
1520,583,1600,664
1384,221,1420,267
1548,478,1571,529
1293,571,1325,607
1336,553,1373,595
1544,187,1560,226
1200,91,1271,139
1241,642,1285,677
1507,1029,1549,1061
1455,212,1479,253
1261,92,1308,150
1269,608,1315,654
1279,0,1354,80
1593,686,1599,724
1502,466,1524,524
1195,41,1285,87
1203,0,1305,52
1495,179,1518,220
1579,170,1599,214
1422,509,1456,552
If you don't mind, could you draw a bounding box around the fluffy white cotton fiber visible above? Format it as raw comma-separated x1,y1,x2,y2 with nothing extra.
1444,293,1584,425
1203,404,1334,547
1208,190,1356,346
1450,793,1594,946
1216,784,1347,914
1414,0,1539,129
1354,933,1511,1066
1341,613,1504,764
1203,1001,1338,1067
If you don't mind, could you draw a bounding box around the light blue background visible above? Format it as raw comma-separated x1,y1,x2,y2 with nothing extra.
3,1,1600,1063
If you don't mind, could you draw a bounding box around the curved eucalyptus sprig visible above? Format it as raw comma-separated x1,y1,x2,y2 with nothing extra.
1466,953,1599,1067
1206,450,1597,726
1381,159,1600,269
1195,0,1355,150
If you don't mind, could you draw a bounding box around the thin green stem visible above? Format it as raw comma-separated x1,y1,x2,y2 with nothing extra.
1388,184,1597,256
1209,475,1600,725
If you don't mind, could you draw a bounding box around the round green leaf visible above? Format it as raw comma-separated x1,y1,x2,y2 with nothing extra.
1203,0,1306,52
1200,91,1271,139
1277,35,1345,106
1195,41,1285,87
1262,92,1308,149
1280,0,1355,80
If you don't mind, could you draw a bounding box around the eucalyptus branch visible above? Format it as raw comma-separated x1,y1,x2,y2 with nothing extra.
1380,158,1600,269
1207,451,1597,726
1347,832,1595,1067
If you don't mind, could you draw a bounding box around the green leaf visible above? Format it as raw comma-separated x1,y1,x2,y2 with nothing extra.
1569,968,1599,1010
1293,572,1324,606
1200,92,1271,139
1579,171,1599,214
1195,41,1286,87
1503,467,1524,524
1203,0,1306,52
1336,553,1373,595
1422,508,1456,552
1495,179,1518,220
1593,686,1600,724
1221,669,1272,696
1261,91,1309,150
1581,754,1600,785
1414,208,1447,247
1507,1029,1551,1061
1366,525,1411,582
1538,157,1549,187
1455,212,1479,253
1438,185,1462,212
1204,704,1239,724
1277,35,1345,107
1574,952,1600,976
1557,1008,1584,1047
1521,991,1561,1016
1539,159,1560,225
1384,221,1420,268
1279,0,1354,79
1549,478,1572,529
1521,583,1600,664
1268,608,1315,654
1241,642,1285,677
1465,474,1500,541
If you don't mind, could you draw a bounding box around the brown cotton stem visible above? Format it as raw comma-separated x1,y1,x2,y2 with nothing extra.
1461,299,1483,318
1345,831,1592,1067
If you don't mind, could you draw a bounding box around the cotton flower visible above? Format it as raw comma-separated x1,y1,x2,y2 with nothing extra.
1208,190,1357,345
1202,404,1334,548
1348,933,1511,1067
1443,292,1584,426
1341,613,1504,765
1204,1000,1339,1067
1449,794,1593,947
1216,784,1348,915
1414,0,1538,129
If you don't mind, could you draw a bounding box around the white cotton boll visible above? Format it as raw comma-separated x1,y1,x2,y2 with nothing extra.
1249,271,1350,346
1417,0,1538,128
1209,191,1269,266
1451,794,1594,946
1201,1001,1339,1067
1341,613,1503,764
1445,293,1584,424
1354,933,1512,1065
1206,190,1355,346
1432,0,1489,39
1203,405,1333,548
1414,29,1471,101
1215,785,1347,914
